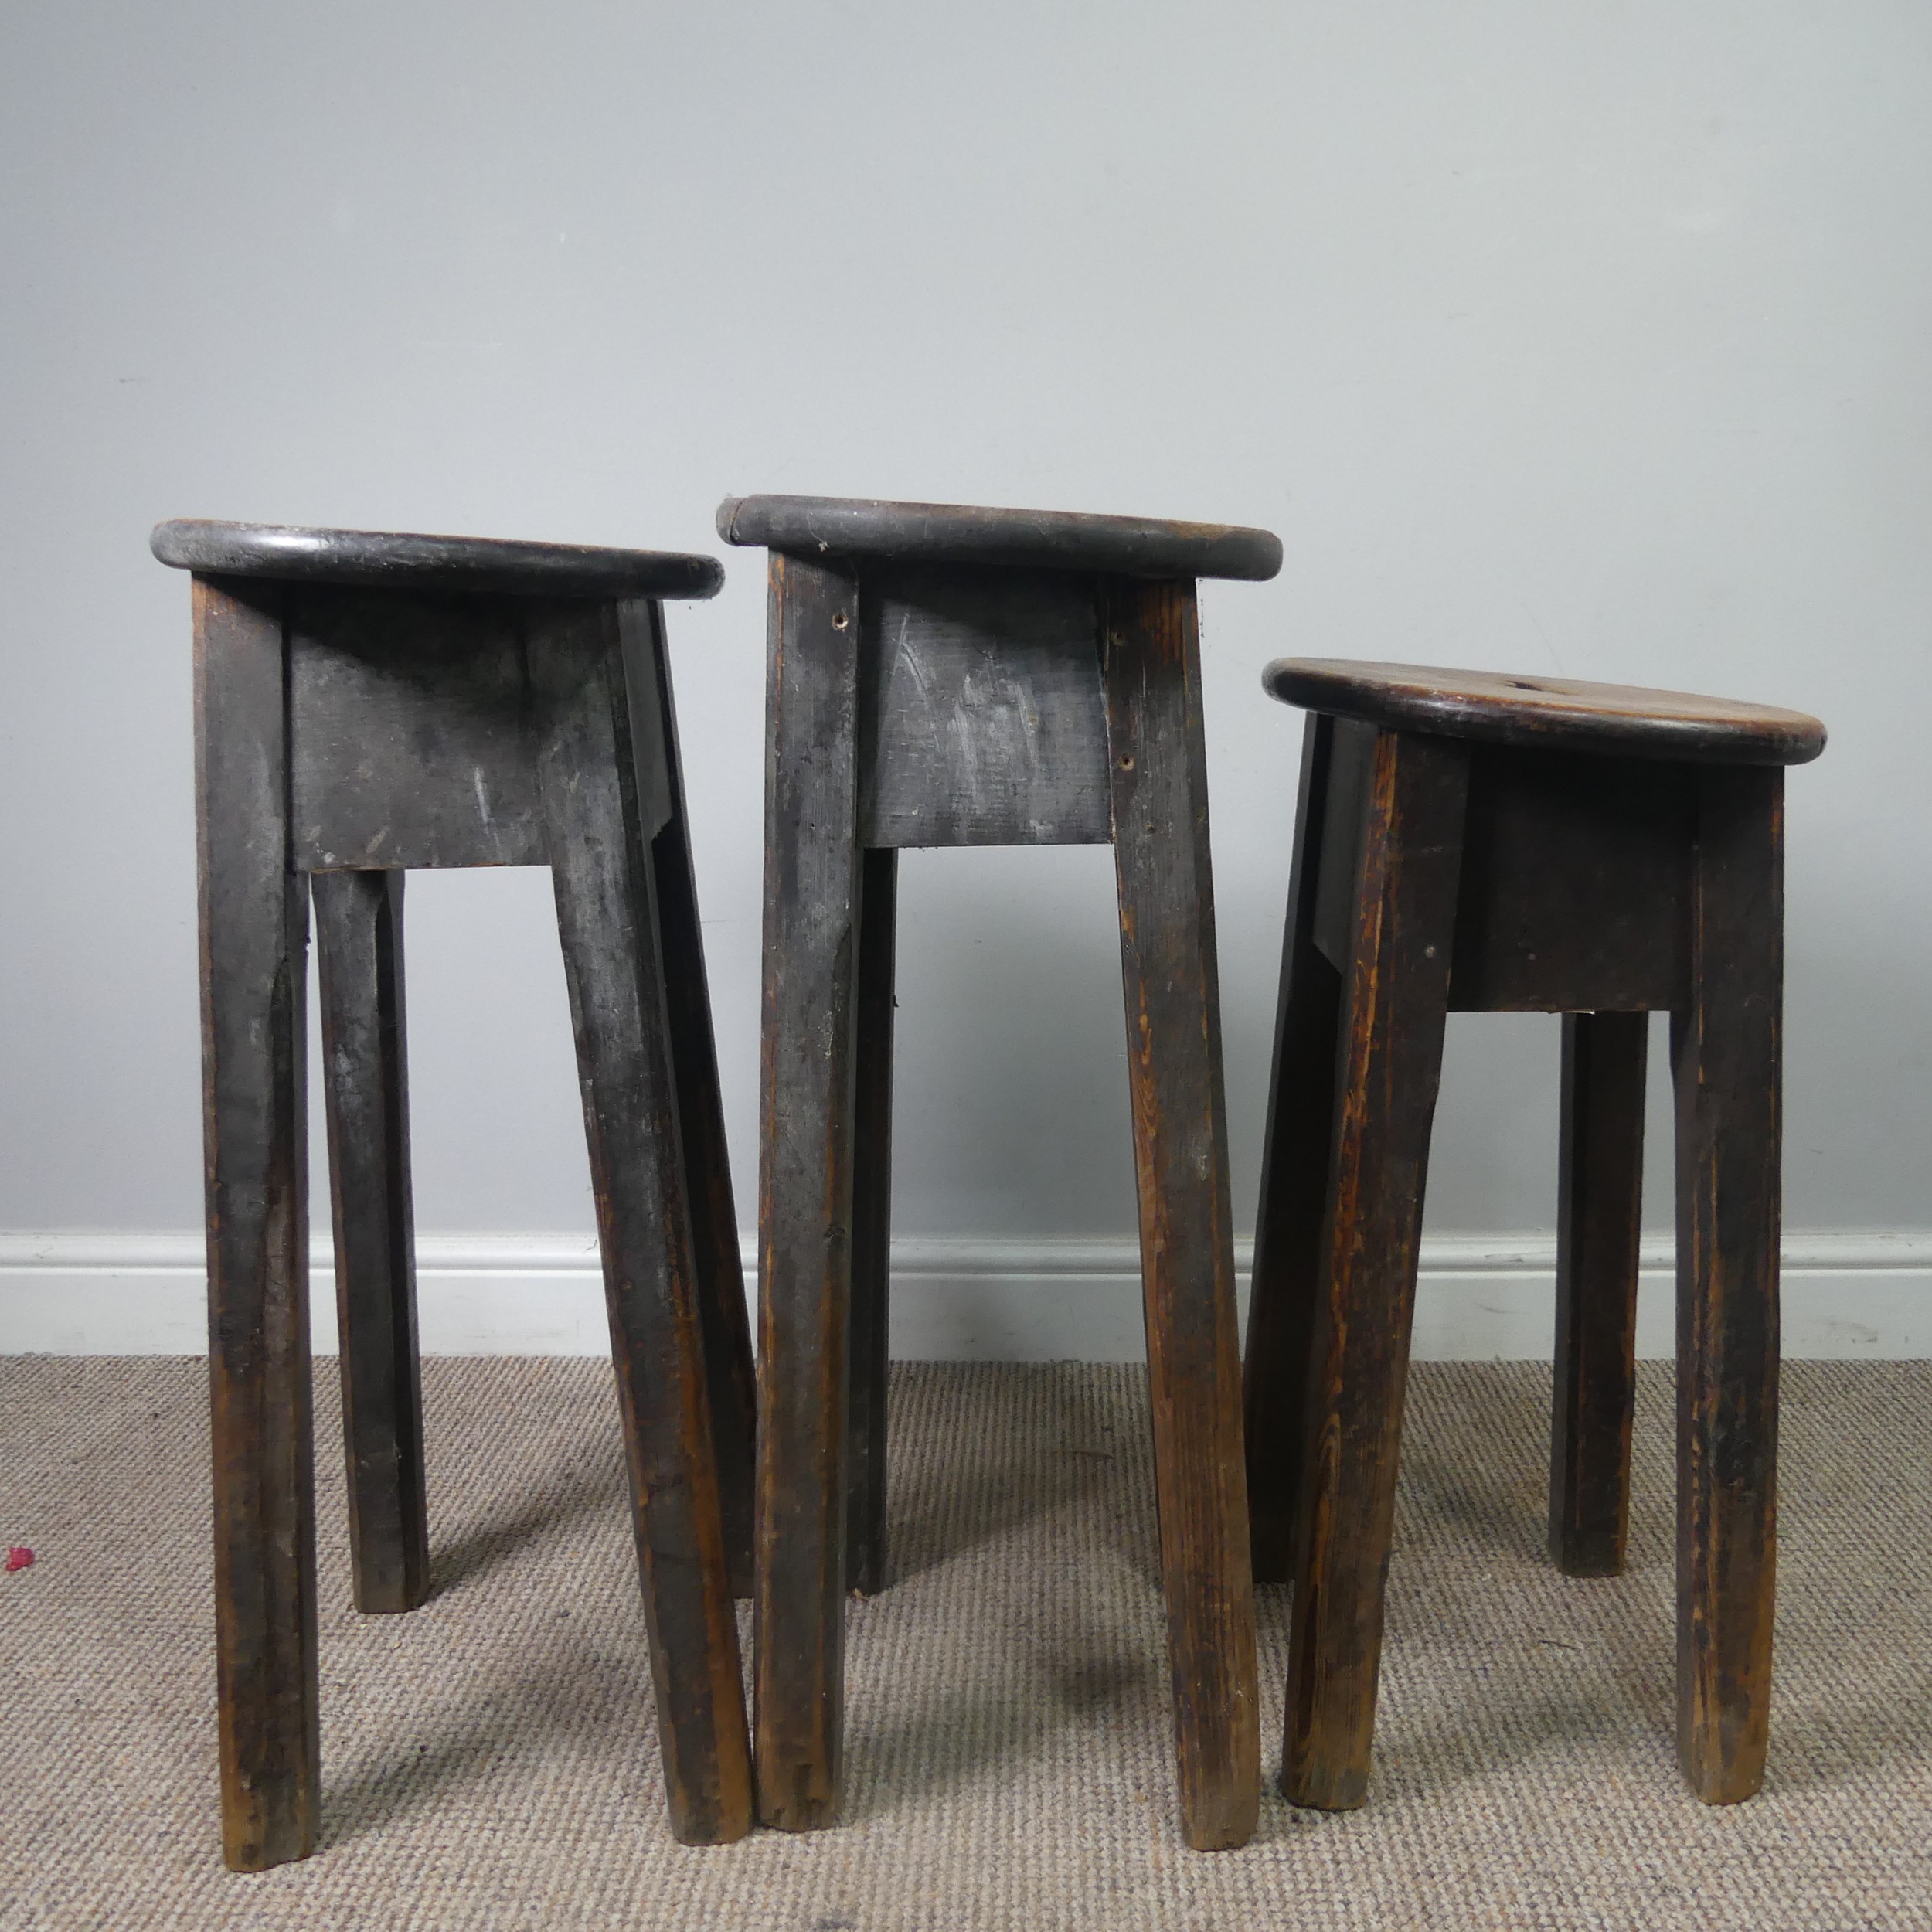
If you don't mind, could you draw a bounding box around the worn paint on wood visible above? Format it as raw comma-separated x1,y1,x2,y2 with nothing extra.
859,564,1109,849
289,588,546,872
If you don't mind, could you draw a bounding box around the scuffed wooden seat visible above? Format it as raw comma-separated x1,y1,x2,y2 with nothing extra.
716,493,1282,580
152,519,723,600
1264,658,1825,764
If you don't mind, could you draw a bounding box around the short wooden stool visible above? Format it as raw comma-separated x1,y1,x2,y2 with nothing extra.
154,519,759,1866
1240,659,1825,1812
719,494,1281,1849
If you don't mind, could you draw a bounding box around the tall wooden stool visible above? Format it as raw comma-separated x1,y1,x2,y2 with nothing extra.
153,519,759,1866
719,493,1281,1850
1240,659,1825,1812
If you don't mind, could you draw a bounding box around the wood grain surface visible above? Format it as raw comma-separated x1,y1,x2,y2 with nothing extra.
718,495,1281,581
531,600,753,1845
1102,575,1258,1851
289,588,546,872
194,574,321,1872
155,519,723,600
753,552,866,1832
1242,713,1345,1587
1445,750,1694,1012
846,847,899,1599
1549,1009,1648,1578
1672,764,1784,1804
1266,658,1825,766
313,867,428,1616
1255,673,1802,1814
859,564,1110,848
631,599,757,1597
1282,727,1470,1813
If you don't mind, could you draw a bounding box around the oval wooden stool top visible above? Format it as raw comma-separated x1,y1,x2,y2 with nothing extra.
718,493,1283,581
151,519,723,601
1265,658,1825,766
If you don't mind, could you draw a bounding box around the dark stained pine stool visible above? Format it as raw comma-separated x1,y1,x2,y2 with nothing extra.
719,493,1282,1850
152,519,759,1867
1240,659,1826,1813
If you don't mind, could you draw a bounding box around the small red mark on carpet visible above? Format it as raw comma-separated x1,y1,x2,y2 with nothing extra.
5,1548,33,1573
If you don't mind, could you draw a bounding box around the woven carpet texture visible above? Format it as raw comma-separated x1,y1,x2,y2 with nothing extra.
2,1356,1928,1930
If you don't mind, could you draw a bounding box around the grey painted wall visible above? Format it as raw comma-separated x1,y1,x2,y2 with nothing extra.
2,3,1927,1264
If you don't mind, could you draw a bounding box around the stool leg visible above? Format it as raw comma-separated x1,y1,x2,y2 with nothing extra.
1549,1009,1647,1578
644,617,759,1597
193,575,321,1871
532,604,753,1845
754,553,866,1831
313,868,429,1615
1672,766,1782,1804
1284,728,1467,1812
1103,577,1259,1852
1243,713,1345,1584
847,846,899,1599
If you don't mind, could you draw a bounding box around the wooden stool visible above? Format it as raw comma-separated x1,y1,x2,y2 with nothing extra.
719,493,1281,1850
153,519,759,1866
1240,659,1825,1812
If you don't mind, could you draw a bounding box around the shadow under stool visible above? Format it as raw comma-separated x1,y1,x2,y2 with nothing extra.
716,493,1281,1849
152,519,759,1866
1240,658,1826,1812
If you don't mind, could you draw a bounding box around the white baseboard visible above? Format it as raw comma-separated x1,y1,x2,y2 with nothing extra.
2,1230,1929,1360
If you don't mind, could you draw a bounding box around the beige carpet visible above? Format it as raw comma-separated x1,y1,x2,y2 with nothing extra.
2,1355,1929,1930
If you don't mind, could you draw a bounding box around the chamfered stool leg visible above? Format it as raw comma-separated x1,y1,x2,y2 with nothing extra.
1549,1009,1648,1578
847,845,900,1600
1103,577,1260,1851
313,866,430,1616
1284,727,1468,1812
194,574,321,1872
1243,712,1346,1585
641,607,759,1597
1672,764,1783,1804
532,603,753,1845
753,553,866,1832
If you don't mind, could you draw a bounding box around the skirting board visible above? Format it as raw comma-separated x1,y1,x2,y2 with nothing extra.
2,1230,1929,1360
